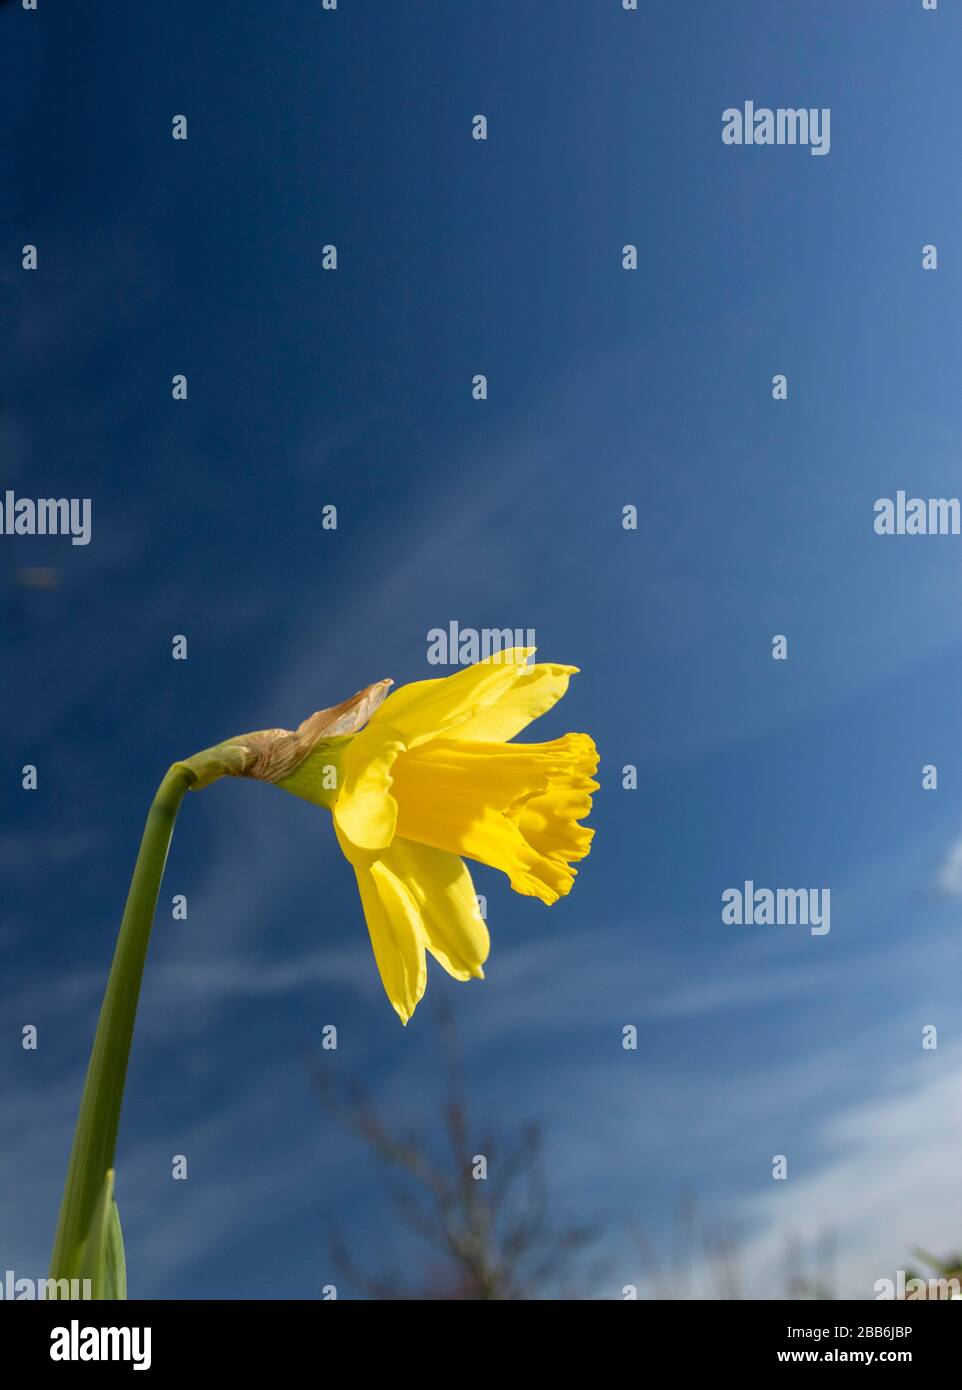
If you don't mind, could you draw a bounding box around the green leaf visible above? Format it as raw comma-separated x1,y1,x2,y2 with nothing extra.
80,1169,127,1300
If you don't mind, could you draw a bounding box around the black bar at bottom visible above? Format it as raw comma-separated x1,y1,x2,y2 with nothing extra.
0,1297,957,1372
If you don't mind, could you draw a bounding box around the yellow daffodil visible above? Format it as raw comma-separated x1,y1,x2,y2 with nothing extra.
216,648,598,1023
280,648,597,1021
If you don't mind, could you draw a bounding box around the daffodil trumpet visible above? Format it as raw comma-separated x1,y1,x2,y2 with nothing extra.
48,649,597,1297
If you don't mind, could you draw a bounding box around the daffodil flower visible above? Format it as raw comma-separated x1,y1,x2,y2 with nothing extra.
49,648,597,1296
268,647,598,1022
183,647,598,1021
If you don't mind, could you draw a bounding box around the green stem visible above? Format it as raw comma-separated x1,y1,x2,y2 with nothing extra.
49,765,192,1281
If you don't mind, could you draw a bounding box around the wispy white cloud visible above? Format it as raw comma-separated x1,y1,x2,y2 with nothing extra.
936,830,962,896
729,1043,962,1299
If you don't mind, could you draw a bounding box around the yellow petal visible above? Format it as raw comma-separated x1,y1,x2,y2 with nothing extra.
369,647,535,747
381,838,489,981
332,724,406,864
354,859,427,1025
391,733,599,904
451,663,579,743
518,785,596,867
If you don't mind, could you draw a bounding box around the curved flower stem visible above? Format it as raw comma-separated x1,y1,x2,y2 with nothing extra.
49,764,192,1282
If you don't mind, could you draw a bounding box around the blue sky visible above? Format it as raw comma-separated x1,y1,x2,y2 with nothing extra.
3,0,962,1298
